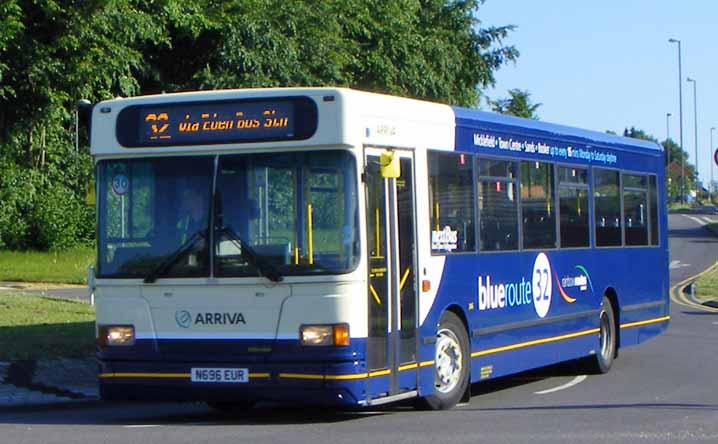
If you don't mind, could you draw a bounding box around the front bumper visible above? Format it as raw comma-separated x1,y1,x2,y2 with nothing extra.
98,359,367,406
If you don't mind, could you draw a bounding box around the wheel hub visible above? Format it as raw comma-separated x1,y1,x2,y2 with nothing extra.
435,328,463,393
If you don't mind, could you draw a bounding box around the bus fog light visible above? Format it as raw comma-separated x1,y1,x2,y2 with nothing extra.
98,325,135,347
300,324,350,346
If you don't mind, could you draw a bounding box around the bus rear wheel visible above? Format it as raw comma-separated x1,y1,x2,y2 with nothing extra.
584,296,617,374
418,311,470,410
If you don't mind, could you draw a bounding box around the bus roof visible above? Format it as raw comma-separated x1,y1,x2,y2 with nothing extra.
452,106,662,154
90,87,662,158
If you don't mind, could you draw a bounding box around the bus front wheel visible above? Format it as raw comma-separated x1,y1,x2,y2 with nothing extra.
419,311,470,410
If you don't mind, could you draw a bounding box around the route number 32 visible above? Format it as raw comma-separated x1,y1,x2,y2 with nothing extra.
532,253,552,318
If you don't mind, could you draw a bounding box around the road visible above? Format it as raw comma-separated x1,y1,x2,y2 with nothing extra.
1,211,718,443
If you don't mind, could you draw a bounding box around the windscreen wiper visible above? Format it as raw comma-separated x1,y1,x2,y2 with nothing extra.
144,229,207,283
217,226,283,282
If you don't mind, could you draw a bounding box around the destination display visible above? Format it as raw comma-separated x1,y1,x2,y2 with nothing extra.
116,97,318,147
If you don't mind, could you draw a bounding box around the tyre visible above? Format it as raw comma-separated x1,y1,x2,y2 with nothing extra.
418,311,470,410
584,295,617,374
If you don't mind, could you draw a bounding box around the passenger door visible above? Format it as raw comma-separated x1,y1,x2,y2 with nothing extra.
364,148,418,400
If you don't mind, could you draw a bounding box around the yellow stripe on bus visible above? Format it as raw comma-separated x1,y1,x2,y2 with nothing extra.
620,316,670,329
471,328,601,358
397,363,418,372
98,372,271,379
99,319,671,383
99,373,189,379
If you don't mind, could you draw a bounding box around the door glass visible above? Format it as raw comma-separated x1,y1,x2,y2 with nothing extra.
397,158,416,365
366,156,388,371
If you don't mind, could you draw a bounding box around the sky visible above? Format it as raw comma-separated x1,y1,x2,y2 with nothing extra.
479,0,718,185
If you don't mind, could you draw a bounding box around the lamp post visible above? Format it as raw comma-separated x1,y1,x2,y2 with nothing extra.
687,77,698,200
711,127,715,202
75,99,92,152
666,112,672,164
669,38,685,202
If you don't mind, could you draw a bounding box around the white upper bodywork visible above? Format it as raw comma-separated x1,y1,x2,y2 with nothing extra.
92,87,455,339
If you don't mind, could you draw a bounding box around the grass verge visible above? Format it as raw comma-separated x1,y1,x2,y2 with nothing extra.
0,247,94,284
694,263,718,303
668,202,694,211
0,293,95,360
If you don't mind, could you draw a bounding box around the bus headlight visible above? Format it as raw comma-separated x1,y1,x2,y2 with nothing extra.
97,325,135,347
300,324,350,347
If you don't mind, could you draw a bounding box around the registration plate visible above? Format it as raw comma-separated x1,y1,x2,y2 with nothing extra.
191,367,249,383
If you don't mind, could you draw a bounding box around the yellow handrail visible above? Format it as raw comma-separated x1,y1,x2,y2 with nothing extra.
307,204,314,265
434,202,440,231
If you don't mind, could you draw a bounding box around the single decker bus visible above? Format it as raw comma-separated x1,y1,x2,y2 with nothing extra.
90,87,669,410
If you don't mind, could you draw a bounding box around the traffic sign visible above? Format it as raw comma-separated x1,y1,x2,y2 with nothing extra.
715,148,718,167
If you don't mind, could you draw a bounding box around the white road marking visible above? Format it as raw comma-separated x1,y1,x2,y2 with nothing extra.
702,216,715,224
534,375,587,395
685,215,706,226
123,425,162,429
670,260,691,269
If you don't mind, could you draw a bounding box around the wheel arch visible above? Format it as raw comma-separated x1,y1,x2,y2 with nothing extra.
443,304,470,339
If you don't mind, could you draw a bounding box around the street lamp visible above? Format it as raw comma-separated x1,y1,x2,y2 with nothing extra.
686,77,698,200
711,127,715,202
669,39,685,202
666,112,672,165
75,99,92,152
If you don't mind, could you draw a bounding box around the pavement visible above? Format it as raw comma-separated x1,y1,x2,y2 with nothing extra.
0,281,90,303
0,283,98,409
0,358,98,409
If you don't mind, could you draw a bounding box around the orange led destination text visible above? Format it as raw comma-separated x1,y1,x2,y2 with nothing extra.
174,110,289,134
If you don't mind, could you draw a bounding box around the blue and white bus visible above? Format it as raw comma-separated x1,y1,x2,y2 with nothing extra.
91,87,669,410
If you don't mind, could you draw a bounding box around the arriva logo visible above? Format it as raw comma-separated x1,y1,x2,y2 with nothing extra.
477,252,553,319
176,310,192,328
175,310,247,328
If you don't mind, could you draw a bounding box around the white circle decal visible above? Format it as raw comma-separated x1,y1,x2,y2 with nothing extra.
111,174,129,195
532,252,552,318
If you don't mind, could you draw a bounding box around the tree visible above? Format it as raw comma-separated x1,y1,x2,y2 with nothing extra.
0,0,519,250
489,89,540,119
623,127,657,142
623,127,696,203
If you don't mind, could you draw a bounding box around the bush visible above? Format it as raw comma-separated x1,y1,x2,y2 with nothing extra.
30,183,94,251
0,161,39,250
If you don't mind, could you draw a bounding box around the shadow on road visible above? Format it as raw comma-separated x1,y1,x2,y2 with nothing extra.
680,310,718,316
467,402,718,412
668,226,718,240
0,361,591,426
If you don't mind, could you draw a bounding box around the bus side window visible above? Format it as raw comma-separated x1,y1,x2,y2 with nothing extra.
558,166,589,248
520,161,556,249
623,173,648,246
594,168,622,247
649,175,659,246
428,151,476,254
478,158,518,252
